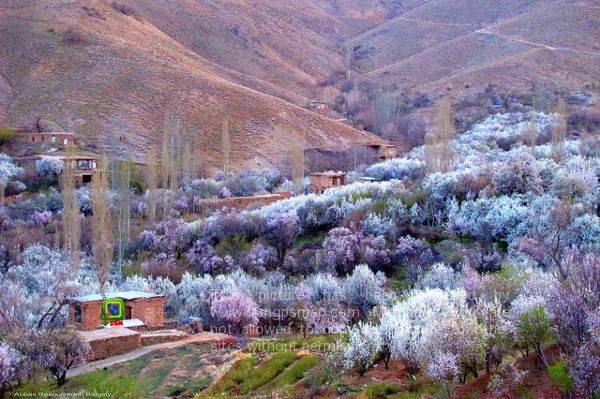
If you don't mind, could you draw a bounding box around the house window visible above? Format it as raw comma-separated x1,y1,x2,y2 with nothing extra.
51,136,56,143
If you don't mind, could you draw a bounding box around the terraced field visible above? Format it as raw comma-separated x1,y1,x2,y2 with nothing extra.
11,342,236,399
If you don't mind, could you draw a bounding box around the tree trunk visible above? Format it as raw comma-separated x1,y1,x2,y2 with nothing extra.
57,372,67,387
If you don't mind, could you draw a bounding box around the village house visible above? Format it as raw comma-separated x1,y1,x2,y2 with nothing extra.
69,291,166,331
308,100,329,110
310,171,347,194
366,142,397,160
17,151,98,186
14,130,79,147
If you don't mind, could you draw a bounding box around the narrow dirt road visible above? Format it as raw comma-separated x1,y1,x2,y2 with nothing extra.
67,332,234,378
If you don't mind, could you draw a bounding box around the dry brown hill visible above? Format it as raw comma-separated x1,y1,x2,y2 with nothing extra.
0,0,386,170
350,0,600,97
341,0,600,141
1,0,598,169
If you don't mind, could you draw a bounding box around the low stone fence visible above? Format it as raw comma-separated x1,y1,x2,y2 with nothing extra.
193,192,291,215
140,330,189,346
80,328,141,361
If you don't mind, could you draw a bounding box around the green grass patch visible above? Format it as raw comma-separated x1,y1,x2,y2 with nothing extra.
358,382,403,399
77,370,145,398
246,334,340,354
199,355,257,398
260,354,318,395
165,375,211,397
355,375,440,399
11,344,218,399
238,351,298,394
294,231,326,248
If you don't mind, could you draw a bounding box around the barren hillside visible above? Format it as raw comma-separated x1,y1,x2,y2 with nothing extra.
0,0,385,170
0,0,598,169
350,0,600,97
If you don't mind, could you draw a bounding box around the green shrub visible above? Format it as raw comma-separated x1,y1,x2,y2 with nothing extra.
0,126,15,145
215,234,251,259
360,382,402,399
548,360,574,395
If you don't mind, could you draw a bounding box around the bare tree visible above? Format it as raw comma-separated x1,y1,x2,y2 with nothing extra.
161,109,182,215
161,119,172,216
222,119,230,176
60,147,80,269
290,133,305,193
345,46,353,80
114,160,131,265
533,81,555,113
91,154,113,291
425,96,455,173
372,86,398,137
552,98,567,163
527,110,538,154
145,149,158,221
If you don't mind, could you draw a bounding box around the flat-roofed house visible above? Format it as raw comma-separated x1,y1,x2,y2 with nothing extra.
69,291,166,331
17,151,98,186
15,131,79,147
366,142,397,160
310,171,347,194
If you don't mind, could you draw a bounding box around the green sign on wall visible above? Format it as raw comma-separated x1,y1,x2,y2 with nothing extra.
100,297,125,327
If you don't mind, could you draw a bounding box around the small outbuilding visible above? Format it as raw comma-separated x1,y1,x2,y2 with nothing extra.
69,291,165,331
310,171,347,194
366,143,397,160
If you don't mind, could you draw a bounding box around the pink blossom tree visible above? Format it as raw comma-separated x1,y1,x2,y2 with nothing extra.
210,293,259,335
262,211,299,266
27,329,90,386
0,341,31,398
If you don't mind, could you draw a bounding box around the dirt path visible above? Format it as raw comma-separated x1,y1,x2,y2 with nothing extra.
67,332,234,378
476,28,559,51
475,28,600,58
395,16,476,28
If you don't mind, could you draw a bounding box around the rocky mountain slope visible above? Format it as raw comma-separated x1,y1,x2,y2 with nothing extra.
1,0,597,169
349,0,600,102
0,0,387,170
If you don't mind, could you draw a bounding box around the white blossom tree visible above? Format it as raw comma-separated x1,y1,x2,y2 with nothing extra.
343,321,382,376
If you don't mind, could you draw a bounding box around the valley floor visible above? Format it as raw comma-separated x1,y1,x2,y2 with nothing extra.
11,335,563,399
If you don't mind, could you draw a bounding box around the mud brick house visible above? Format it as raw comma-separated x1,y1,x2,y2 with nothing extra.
308,100,329,110
366,142,397,160
15,130,78,147
69,291,166,331
17,151,98,186
310,171,347,194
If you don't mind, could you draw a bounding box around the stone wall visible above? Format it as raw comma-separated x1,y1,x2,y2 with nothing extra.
194,192,291,214
82,329,141,361
15,132,78,146
140,330,188,346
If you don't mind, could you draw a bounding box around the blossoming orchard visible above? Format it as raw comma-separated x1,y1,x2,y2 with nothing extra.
0,106,599,398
